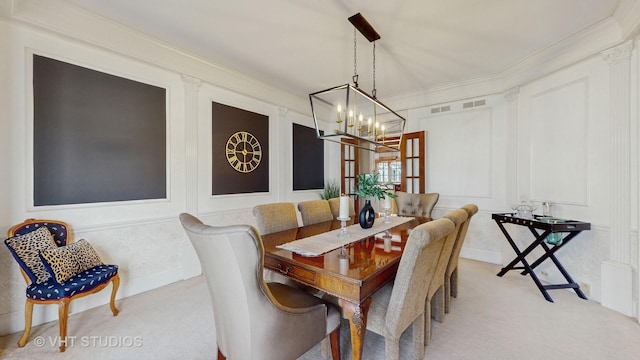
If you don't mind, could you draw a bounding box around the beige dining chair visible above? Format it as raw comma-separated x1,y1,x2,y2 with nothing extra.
179,213,341,360
252,202,299,235
297,199,334,225
252,202,302,286
425,208,468,345
327,197,355,218
393,191,440,218
365,218,454,360
445,204,479,313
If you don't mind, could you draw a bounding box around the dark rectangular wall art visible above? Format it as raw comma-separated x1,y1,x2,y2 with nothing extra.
293,123,324,190
211,102,269,195
32,55,167,206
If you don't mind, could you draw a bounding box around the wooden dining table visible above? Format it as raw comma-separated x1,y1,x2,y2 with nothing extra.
261,216,429,360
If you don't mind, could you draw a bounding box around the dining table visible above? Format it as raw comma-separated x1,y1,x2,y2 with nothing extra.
261,215,429,360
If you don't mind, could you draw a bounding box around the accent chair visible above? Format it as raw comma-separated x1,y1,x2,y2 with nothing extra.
4,218,120,352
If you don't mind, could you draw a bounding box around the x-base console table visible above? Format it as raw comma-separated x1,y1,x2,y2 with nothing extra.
492,213,591,302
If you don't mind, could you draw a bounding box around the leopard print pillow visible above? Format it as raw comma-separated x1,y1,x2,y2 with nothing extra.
39,239,104,284
72,239,104,272
40,246,81,284
5,227,57,284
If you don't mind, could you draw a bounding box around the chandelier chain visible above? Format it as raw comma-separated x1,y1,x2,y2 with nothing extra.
353,27,358,86
372,42,377,99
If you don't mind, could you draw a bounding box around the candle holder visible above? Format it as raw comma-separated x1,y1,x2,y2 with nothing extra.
336,217,351,239
383,207,391,223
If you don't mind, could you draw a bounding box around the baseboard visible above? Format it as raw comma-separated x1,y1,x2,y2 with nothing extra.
460,247,502,265
0,269,182,336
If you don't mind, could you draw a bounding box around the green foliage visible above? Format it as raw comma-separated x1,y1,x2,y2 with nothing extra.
321,179,341,200
353,172,397,200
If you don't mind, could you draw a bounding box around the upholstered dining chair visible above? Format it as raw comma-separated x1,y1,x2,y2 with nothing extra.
445,204,479,313
252,202,299,235
297,199,334,225
424,208,468,345
328,197,355,219
365,217,454,360
393,191,440,218
4,218,120,352
252,202,302,286
179,213,341,360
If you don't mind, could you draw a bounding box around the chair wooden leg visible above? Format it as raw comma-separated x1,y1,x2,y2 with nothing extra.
329,325,341,360
17,300,34,347
58,298,70,352
110,274,120,316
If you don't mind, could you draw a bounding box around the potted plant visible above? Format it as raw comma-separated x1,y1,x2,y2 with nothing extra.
353,172,396,228
320,179,341,200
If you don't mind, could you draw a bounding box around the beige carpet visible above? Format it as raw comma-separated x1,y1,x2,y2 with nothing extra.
1,259,639,359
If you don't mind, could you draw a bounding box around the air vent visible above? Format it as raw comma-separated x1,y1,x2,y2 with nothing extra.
430,105,451,114
463,99,487,109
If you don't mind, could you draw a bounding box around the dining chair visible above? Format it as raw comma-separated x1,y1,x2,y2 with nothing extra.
365,217,454,360
297,199,334,225
179,213,341,360
445,204,479,313
252,202,302,286
252,202,299,235
4,218,120,352
328,197,355,218
425,208,468,345
393,191,440,218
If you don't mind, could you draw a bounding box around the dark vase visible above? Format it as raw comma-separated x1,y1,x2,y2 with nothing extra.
359,199,375,229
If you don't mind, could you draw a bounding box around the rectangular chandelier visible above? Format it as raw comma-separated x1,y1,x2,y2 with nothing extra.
309,13,406,153
309,84,406,152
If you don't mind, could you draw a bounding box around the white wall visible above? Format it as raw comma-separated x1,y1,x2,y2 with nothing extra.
1,0,639,336
404,49,638,316
0,6,337,334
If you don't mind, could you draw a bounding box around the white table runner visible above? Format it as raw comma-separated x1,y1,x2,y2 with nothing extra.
276,216,414,256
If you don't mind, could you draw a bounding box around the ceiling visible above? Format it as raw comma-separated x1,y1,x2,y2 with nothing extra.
62,0,626,101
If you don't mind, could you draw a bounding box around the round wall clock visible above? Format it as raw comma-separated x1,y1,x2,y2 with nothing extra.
225,131,262,173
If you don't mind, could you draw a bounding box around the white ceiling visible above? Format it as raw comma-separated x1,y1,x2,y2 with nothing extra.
62,0,626,100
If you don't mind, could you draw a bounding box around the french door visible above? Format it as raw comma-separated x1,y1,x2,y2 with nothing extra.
400,131,425,193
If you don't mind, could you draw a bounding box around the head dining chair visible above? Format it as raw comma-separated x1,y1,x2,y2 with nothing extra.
4,218,120,352
297,199,334,226
425,208,468,345
179,213,341,360
365,217,454,360
444,204,479,313
393,191,440,218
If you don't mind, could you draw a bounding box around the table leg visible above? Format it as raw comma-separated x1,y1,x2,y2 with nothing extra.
339,297,372,360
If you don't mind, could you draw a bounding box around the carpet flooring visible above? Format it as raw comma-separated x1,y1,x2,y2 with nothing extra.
1,258,639,359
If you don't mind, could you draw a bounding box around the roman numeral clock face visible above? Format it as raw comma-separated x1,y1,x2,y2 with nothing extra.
225,131,262,173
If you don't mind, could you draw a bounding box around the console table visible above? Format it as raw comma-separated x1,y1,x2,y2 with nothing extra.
492,213,591,302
